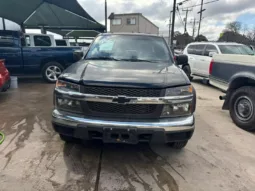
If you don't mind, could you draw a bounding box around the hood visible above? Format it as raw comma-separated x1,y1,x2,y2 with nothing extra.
61,60,189,88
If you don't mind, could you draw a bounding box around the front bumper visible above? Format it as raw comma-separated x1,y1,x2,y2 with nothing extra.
52,109,195,144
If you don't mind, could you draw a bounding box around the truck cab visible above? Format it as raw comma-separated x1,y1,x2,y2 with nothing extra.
0,30,82,82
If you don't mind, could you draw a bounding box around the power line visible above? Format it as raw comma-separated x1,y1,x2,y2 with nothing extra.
181,0,219,9
170,0,191,48
177,7,185,28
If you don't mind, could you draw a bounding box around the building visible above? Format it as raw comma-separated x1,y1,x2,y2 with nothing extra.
108,13,159,35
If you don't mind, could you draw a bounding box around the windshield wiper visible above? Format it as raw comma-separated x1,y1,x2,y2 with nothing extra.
119,59,157,63
86,57,120,61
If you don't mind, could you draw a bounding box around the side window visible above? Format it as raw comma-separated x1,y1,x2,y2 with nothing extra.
25,35,31,46
187,45,195,54
195,45,205,55
55,40,67,46
0,36,16,47
127,18,136,25
204,45,218,56
34,36,52,46
112,18,121,25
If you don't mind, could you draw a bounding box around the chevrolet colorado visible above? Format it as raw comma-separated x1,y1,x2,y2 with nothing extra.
52,33,196,149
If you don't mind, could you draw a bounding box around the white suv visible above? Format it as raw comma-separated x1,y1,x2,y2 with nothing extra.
182,42,253,80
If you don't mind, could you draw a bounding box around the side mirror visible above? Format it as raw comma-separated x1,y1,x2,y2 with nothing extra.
73,50,84,62
209,51,217,57
175,54,188,65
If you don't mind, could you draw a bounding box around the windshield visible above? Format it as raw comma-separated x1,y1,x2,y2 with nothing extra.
86,35,171,62
218,45,254,55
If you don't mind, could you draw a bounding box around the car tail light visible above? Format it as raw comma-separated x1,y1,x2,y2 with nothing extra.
209,59,214,74
174,56,177,61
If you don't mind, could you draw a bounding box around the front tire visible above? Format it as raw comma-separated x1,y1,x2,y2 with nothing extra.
42,62,64,83
182,65,193,81
229,86,255,131
168,140,188,149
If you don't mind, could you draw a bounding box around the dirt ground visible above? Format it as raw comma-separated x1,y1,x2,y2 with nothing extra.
0,78,255,191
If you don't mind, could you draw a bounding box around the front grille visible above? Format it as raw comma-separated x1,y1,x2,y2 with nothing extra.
87,102,157,115
83,86,162,97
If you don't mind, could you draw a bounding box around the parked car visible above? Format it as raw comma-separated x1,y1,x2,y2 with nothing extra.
182,42,254,81
52,33,196,149
0,30,83,83
210,54,255,131
0,59,10,92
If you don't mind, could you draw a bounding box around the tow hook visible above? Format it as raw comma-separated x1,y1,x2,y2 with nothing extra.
219,95,226,100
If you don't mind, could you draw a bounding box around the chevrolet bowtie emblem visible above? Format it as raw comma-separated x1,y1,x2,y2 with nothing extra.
112,96,131,104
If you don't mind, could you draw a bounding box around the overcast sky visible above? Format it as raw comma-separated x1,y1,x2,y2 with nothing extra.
78,0,255,40
1,0,255,40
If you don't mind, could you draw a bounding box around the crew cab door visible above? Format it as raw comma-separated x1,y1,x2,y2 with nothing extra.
22,34,53,74
184,44,198,74
200,44,219,77
0,33,23,74
192,44,207,77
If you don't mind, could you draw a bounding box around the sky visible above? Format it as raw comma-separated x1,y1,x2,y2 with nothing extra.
1,0,255,40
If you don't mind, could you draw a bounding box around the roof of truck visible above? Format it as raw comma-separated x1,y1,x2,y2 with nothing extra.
99,33,160,38
189,42,243,45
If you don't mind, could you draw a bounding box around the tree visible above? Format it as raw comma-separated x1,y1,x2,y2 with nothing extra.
226,21,242,33
174,31,182,36
247,26,255,41
195,35,208,42
242,24,248,36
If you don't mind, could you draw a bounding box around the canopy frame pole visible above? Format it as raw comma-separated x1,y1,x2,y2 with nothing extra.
2,18,6,30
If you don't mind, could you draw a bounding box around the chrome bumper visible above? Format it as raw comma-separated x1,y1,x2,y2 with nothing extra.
52,109,195,132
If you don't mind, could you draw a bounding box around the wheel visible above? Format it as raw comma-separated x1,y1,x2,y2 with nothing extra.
168,140,188,149
182,65,193,81
59,134,77,142
42,62,64,83
1,81,10,92
229,86,255,131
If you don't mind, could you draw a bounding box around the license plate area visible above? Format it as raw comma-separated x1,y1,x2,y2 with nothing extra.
103,127,138,144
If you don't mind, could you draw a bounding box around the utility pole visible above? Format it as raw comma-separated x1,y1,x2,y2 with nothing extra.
190,19,199,39
170,0,177,49
182,9,192,33
168,10,173,46
197,0,205,37
105,0,107,32
2,18,6,30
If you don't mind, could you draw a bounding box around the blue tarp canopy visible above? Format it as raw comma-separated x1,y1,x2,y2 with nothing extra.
0,0,105,32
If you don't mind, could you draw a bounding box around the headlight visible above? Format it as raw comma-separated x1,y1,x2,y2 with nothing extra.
165,85,193,96
55,80,82,113
161,85,193,117
56,80,80,92
161,102,192,117
55,97,82,113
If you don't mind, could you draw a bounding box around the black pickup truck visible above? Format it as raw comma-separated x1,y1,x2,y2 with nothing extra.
210,54,255,131
52,33,196,149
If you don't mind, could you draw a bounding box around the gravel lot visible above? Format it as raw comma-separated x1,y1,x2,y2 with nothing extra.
0,79,255,191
